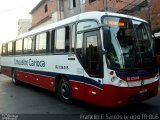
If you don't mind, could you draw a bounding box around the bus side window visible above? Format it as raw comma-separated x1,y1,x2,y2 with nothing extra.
55,28,65,53
35,32,48,54
76,33,83,63
71,24,76,52
2,44,7,56
8,42,13,55
46,32,50,53
15,39,23,55
51,30,55,53
0,45,1,56
24,37,33,54
65,26,70,52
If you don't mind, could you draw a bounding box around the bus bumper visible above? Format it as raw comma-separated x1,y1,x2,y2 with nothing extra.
102,81,159,107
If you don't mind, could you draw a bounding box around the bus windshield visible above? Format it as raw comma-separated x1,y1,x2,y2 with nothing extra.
102,16,156,69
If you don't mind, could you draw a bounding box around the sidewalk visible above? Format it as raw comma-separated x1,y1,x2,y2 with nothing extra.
0,74,11,81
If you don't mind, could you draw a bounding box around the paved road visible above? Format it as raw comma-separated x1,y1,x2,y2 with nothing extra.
0,74,160,120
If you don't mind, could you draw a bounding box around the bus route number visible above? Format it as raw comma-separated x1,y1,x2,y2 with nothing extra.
55,65,69,70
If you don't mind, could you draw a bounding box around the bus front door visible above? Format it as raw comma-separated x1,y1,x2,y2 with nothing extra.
83,30,104,105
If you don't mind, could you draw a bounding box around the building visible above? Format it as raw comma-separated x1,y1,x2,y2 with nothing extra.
63,0,85,18
29,0,64,30
119,0,160,32
18,19,31,35
85,0,160,32
30,0,85,27
85,0,135,12
30,0,137,29
150,0,160,32
29,0,160,33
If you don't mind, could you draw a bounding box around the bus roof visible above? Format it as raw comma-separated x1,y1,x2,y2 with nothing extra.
78,11,147,23
5,11,147,43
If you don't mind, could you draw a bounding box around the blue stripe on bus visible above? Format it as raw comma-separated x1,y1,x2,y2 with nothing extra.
15,68,103,89
68,75,103,89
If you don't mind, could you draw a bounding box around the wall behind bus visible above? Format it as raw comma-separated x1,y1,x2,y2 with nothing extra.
30,0,60,30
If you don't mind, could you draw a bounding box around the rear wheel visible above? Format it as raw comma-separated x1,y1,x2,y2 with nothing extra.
12,70,19,85
58,77,72,103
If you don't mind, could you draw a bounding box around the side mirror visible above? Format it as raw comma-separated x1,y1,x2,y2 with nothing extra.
156,54,160,64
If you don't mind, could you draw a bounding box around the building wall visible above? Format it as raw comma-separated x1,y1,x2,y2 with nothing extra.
31,0,58,29
125,0,160,32
84,0,160,32
18,19,31,35
63,0,135,18
150,0,160,32
129,8,150,22
85,0,106,11
30,0,160,32
85,0,135,12
63,0,85,18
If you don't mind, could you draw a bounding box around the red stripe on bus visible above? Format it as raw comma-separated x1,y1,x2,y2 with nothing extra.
16,70,55,91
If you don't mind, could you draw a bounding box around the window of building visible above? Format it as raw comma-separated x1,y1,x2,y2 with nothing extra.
89,0,96,3
70,0,76,9
23,37,33,54
36,32,47,53
8,42,13,55
44,4,48,13
16,39,23,55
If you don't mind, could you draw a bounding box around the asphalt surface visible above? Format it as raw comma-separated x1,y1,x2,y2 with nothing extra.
0,74,160,120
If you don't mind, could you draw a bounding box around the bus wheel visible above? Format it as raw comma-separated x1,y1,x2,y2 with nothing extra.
12,70,19,85
58,77,72,103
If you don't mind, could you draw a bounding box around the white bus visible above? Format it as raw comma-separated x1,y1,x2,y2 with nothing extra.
0,11,159,107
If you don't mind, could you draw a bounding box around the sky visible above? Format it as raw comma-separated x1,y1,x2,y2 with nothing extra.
0,0,41,44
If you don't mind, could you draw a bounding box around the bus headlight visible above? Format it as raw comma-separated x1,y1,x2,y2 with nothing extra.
111,77,128,87
111,76,117,82
118,79,128,87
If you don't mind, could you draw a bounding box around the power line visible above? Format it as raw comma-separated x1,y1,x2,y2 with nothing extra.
0,3,36,14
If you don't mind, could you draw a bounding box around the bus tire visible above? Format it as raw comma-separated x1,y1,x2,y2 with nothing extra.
12,70,19,85
58,77,72,103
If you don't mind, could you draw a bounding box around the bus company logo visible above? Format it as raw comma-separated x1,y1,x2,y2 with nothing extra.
14,59,45,67
127,76,139,81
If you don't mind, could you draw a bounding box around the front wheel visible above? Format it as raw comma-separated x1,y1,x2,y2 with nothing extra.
58,77,72,103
